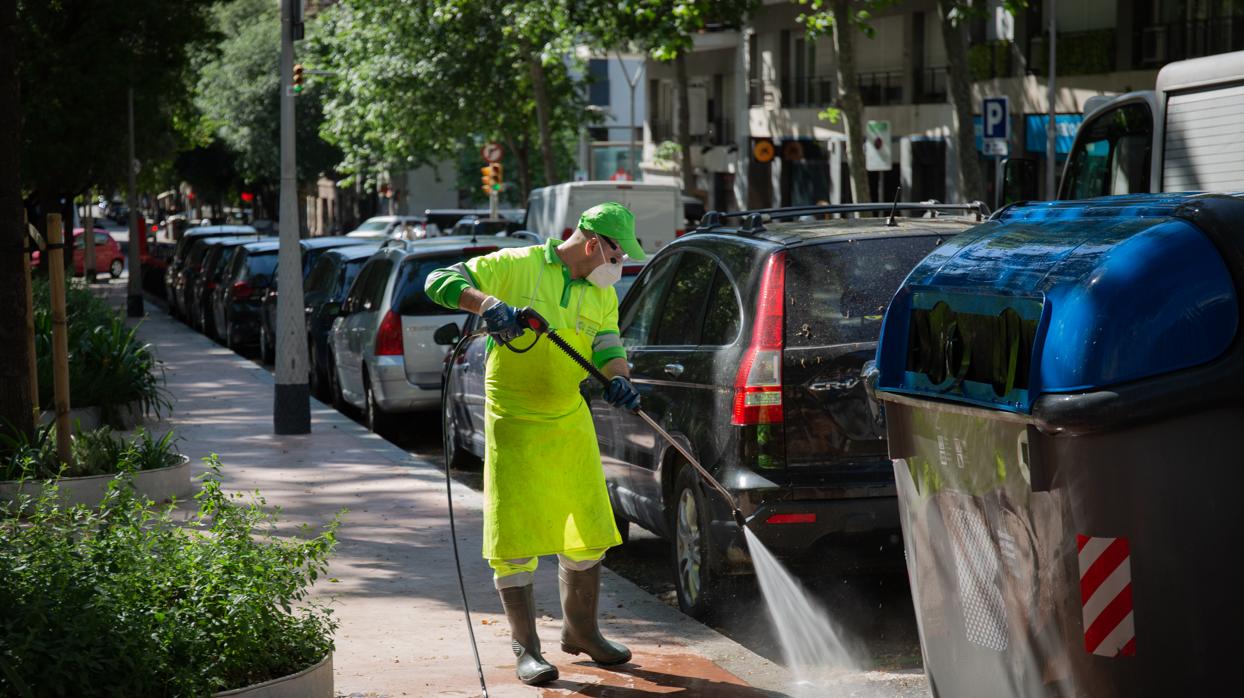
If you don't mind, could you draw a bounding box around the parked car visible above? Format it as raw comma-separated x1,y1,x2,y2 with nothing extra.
449,215,521,238
257,236,379,364
31,229,125,278
300,243,382,399
164,225,259,317
191,237,259,338
441,257,647,465
424,208,523,234
326,237,533,432
524,181,682,256
346,215,433,239
442,203,984,617
211,240,280,350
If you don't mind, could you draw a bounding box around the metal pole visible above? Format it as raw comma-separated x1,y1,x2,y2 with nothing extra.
616,51,644,181
126,87,142,316
84,195,96,283
274,0,310,434
1046,0,1057,199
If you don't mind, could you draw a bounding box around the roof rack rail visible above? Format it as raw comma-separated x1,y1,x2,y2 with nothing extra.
692,200,990,234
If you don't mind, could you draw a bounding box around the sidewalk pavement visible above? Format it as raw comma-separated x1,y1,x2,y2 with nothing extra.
123,297,806,697
114,285,929,697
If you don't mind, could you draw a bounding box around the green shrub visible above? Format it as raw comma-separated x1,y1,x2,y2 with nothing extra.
32,277,170,423
0,458,340,695
0,424,181,482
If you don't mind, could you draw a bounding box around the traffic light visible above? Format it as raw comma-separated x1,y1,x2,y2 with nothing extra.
489,163,503,192
480,166,494,194
292,63,304,93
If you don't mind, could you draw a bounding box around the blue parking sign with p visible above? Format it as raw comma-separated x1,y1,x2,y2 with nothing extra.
983,96,1009,139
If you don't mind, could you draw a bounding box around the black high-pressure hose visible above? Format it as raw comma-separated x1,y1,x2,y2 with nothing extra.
441,331,489,697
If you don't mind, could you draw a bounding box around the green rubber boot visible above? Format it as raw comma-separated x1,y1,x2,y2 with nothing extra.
499,584,559,685
558,564,632,665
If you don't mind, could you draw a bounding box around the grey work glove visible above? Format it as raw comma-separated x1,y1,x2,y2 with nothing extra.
481,296,523,343
603,376,641,412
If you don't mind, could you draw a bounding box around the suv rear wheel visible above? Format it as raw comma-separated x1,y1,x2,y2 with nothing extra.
363,372,394,434
671,464,725,619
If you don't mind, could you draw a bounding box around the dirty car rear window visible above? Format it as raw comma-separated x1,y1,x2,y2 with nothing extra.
785,236,946,347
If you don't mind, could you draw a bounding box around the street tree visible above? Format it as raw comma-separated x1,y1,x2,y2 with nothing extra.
580,0,758,194
0,0,35,444
799,0,894,206
195,0,341,215
15,0,216,228
309,0,585,200
936,0,1028,204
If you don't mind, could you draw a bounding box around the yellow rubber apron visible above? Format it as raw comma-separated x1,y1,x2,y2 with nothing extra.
475,245,622,560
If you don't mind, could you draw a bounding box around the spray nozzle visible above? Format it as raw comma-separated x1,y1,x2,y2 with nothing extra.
733,509,747,529
517,306,548,333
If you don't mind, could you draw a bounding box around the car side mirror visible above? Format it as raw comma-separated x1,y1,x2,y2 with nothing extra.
1001,157,1040,206
433,322,461,346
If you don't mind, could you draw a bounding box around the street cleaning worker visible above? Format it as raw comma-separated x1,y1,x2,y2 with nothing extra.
424,202,644,686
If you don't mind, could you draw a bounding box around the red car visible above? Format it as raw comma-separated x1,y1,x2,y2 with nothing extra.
32,228,126,278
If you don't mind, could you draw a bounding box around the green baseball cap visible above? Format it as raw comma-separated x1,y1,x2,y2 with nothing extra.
577,201,646,261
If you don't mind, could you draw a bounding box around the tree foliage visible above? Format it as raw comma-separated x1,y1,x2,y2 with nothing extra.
194,0,340,188
16,0,217,213
307,0,587,199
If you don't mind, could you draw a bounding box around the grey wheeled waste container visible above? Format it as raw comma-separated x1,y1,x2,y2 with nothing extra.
868,193,1244,697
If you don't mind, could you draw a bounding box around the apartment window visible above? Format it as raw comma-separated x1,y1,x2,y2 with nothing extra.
589,59,610,107
748,33,762,106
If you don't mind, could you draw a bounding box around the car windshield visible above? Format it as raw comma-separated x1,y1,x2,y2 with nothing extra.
785,235,947,346
186,242,210,269
355,219,389,232
337,259,367,301
391,254,473,316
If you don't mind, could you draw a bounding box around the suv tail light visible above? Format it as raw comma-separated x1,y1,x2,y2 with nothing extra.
231,281,253,300
375,310,404,356
675,228,686,237
732,251,786,426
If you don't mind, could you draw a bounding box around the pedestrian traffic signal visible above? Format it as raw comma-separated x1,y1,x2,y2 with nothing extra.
292,63,304,93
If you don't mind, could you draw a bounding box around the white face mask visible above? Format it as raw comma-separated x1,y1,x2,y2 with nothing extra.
586,235,623,288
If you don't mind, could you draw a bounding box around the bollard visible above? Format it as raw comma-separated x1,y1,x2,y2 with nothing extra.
46,214,73,469
22,211,38,422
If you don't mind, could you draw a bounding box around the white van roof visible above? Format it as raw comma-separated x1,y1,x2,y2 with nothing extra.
532,181,680,196
1157,50,1244,94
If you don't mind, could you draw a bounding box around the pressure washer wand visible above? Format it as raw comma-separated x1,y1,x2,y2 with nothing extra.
516,307,747,529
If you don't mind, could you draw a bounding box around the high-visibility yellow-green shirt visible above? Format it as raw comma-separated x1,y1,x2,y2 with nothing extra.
425,241,624,559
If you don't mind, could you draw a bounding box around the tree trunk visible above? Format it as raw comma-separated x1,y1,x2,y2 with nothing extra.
675,53,694,193
0,0,36,444
937,0,985,203
528,55,558,186
831,0,871,206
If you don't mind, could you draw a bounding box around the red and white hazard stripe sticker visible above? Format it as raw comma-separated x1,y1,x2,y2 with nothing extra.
1077,534,1136,657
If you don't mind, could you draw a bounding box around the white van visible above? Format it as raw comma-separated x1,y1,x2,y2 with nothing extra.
1057,50,1244,199
523,182,683,256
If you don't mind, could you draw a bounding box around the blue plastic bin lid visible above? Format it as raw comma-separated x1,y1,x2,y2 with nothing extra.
875,194,1240,413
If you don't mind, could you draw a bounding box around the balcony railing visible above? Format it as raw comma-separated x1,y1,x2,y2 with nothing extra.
1135,16,1244,67
858,70,904,106
649,117,735,146
1029,30,1115,76
914,66,948,104
787,76,836,107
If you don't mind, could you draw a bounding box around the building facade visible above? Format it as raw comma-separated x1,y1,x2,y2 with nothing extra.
642,0,1244,210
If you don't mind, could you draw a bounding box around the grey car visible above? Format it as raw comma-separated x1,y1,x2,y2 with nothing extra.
326,237,533,433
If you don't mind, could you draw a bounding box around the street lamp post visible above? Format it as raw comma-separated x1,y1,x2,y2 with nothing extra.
615,51,645,181
126,87,142,317
274,0,310,434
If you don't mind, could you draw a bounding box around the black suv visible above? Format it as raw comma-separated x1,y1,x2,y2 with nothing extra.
593,204,981,616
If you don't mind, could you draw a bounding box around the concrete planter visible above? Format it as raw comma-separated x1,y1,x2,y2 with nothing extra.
39,406,102,431
212,653,333,698
38,400,146,431
0,454,193,510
